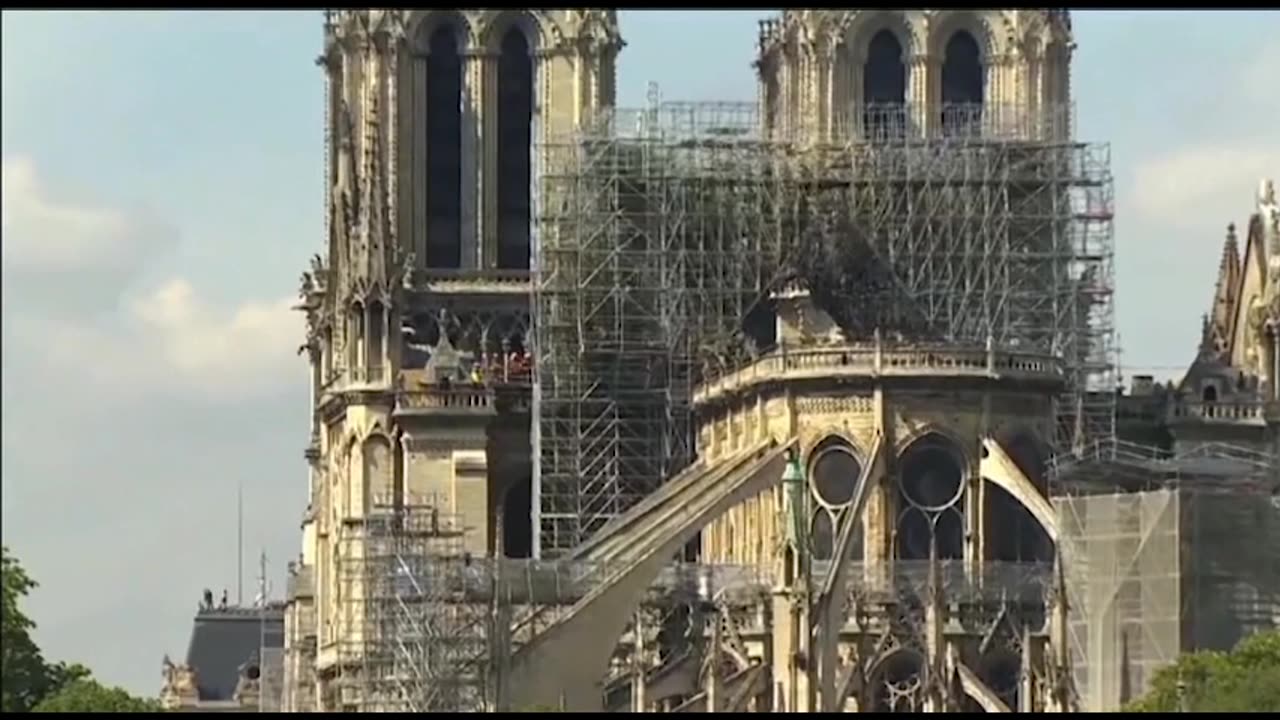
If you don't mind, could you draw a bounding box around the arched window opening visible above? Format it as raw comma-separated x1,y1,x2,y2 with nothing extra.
811,446,864,507
743,300,777,352
862,30,906,141
941,30,984,136
345,445,359,518
811,510,834,561
425,24,464,269
366,301,385,375
320,327,333,381
1202,384,1218,403
895,435,966,560
348,304,365,372
362,436,392,515
391,433,405,515
497,28,534,270
503,473,534,558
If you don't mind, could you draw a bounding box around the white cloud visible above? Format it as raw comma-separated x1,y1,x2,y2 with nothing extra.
1130,146,1280,226
1,156,170,277
127,278,301,392
0,155,308,695
1127,44,1280,228
1,155,303,399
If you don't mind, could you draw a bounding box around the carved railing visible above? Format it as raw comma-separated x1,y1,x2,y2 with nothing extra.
396,388,493,413
694,344,1063,405
1169,400,1268,424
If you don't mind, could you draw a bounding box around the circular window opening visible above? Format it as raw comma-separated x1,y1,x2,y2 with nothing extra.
898,441,964,510
811,447,863,507
868,650,926,713
245,664,261,681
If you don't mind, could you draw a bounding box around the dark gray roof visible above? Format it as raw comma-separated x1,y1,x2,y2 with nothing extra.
184,605,284,702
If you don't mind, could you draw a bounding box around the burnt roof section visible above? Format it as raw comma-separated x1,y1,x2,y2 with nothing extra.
184,605,285,702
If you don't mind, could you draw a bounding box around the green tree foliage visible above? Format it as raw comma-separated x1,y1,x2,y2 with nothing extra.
2,546,157,713
33,679,163,713
1125,630,1280,712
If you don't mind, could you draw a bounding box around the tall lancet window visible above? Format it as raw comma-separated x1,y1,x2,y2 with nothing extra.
941,31,984,136
497,28,534,271
862,30,906,142
425,24,463,269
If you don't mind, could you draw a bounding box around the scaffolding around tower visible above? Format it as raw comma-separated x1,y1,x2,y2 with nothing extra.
532,95,1117,558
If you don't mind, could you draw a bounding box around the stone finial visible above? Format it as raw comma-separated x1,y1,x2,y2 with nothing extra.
1259,178,1276,208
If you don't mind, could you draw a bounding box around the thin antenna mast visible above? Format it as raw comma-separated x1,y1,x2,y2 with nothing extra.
237,482,244,607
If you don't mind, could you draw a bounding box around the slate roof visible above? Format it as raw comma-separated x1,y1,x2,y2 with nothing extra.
183,605,285,702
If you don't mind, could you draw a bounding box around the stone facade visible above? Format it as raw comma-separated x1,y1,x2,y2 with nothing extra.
756,9,1073,143
286,9,619,711
283,8,1098,713
691,291,1070,712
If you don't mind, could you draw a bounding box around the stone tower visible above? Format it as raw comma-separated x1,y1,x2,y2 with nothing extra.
755,9,1073,143
285,9,621,712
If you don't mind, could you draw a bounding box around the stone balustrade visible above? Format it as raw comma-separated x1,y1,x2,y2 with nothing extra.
694,343,1064,406
1169,400,1269,424
410,268,532,295
395,388,494,415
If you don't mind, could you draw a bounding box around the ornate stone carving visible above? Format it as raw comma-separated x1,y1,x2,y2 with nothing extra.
160,655,198,708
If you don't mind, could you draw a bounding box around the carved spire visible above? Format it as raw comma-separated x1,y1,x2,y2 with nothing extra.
359,54,387,293
1206,223,1241,360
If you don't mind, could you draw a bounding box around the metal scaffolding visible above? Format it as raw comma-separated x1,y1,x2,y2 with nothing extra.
532,95,1116,557
334,496,491,712
1050,440,1280,711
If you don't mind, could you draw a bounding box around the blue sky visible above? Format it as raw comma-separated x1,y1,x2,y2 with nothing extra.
2,10,1278,696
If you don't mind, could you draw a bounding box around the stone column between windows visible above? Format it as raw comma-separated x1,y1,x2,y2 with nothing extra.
988,54,1010,139
384,39,399,263
1026,55,1042,141
478,51,499,270
816,46,833,143
464,50,490,271
800,46,815,144
907,54,930,139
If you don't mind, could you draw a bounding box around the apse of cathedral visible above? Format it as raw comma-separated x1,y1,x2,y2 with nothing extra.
265,8,1279,714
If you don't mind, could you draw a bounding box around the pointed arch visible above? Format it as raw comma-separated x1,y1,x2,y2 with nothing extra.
423,21,464,269
479,10,550,54
838,11,916,142
491,16,537,271
940,29,984,135
366,300,386,374
928,12,994,136
348,300,365,372
400,11,471,271
895,430,968,561
807,434,866,508
362,433,393,515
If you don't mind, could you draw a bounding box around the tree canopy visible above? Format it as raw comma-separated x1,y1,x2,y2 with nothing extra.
33,679,163,713
1125,629,1280,713
2,546,161,713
